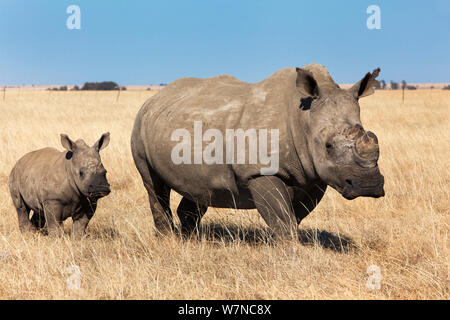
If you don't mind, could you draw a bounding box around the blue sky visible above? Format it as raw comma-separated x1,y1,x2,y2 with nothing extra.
0,0,449,85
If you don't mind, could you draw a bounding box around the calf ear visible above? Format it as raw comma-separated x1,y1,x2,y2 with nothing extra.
60,134,76,152
349,68,380,99
296,68,320,98
94,132,110,152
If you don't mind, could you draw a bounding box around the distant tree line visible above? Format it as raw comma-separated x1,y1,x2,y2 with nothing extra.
80,81,125,91
376,80,417,90
47,82,127,91
49,86,68,91
44,81,177,91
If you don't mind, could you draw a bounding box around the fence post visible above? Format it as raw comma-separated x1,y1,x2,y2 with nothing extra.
116,87,121,102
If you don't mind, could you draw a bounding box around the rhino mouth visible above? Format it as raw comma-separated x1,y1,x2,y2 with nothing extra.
87,186,111,198
340,177,385,200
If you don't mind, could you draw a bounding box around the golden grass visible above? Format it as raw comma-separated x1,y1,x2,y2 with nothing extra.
0,89,448,299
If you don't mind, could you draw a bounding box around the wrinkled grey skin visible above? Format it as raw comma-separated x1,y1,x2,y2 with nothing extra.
131,63,385,239
9,133,111,237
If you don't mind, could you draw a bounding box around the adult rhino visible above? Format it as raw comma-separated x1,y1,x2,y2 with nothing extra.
131,63,385,239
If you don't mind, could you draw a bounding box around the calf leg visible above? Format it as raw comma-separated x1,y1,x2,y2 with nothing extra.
177,197,207,237
72,214,91,239
72,202,96,239
13,196,34,233
16,208,33,232
43,200,64,237
248,176,297,240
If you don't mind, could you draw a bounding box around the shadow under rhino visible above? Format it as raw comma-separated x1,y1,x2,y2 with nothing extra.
193,222,356,253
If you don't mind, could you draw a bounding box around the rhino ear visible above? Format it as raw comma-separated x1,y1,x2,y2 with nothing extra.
349,68,380,99
60,134,76,152
93,132,110,152
296,68,320,98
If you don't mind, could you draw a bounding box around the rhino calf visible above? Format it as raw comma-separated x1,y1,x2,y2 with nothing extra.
8,133,111,237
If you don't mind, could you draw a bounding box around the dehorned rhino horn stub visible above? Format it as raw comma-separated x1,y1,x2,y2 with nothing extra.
345,124,365,140
355,131,379,161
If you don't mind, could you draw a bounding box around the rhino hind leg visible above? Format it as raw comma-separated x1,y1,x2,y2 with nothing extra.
147,174,174,235
133,154,174,235
11,192,34,233
248,176,298,240
177,197,207,237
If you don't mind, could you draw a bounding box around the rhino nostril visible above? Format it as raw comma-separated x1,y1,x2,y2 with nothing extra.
345,179,353,186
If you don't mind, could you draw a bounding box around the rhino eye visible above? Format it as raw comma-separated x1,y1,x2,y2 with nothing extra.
325,142,333,149
79,169,85,178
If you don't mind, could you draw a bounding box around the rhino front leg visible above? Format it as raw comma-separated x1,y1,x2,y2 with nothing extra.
292,182,327,225
43,200,64,237
72,214,91,239
248,176,297,240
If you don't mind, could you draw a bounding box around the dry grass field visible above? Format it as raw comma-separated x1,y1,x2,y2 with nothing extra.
0,89,448,299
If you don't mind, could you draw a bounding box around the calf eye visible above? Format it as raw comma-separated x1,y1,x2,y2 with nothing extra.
326,142,333,149
79,169,85,178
